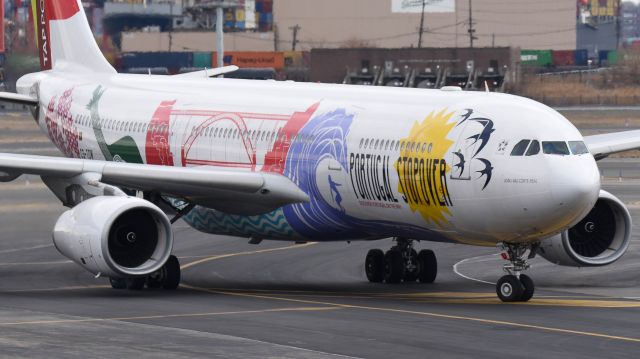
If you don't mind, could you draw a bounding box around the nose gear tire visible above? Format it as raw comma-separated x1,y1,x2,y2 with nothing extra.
497,275,524,302
518,274,535,302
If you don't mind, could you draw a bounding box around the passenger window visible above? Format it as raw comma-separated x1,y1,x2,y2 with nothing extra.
510,140,531,156
374,139,380,150
542,141,570,155
364,139,370,149
394,141,399,151
359,139,364,148
525,140,540,156
569,141,589,155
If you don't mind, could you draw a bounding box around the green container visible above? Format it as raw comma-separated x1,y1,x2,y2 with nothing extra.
193,52,213,68
607,50,618,65
520,50,552,67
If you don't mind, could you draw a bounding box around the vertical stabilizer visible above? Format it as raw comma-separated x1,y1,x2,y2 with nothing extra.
32,0,115,73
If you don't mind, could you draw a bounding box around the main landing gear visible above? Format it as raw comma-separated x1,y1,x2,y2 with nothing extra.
109,255,181,291
496,243,537,302
365,238,437,284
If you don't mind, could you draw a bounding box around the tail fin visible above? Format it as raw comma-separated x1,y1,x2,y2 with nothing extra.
32,0,115,73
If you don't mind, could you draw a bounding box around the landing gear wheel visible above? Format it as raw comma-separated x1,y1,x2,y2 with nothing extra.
365,249,385,283
126,277,146,290
519,274,535,302
146,270,164,289
109,277,127,290
403,249,419,282
384,250,405,284
417,249,437,283
497,275,524,302
162,255,181,290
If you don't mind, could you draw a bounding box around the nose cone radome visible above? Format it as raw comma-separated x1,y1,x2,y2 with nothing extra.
549,156,601,228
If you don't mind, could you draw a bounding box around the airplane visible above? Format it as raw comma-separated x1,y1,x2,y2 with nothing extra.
0,0,638,302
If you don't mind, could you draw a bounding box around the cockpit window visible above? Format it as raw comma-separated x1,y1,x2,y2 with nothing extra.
525,140,540,156
568,141,589,155
542,141,570,155
510,140,530,156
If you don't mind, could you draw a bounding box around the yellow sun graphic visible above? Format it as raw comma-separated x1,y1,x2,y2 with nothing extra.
395,109,456,226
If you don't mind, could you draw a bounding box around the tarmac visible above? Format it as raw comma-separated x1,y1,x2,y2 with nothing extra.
1,110,640,358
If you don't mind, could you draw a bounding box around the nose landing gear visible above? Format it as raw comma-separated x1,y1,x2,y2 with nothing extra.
365,238,437,284
496,243,537,302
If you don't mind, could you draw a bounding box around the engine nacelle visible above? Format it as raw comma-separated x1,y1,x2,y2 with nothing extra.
53,196,173,278
538,190,631,267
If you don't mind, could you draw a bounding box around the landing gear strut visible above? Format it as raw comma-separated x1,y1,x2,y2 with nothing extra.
496,243,537,302
365,238,437,284
110,255,181,291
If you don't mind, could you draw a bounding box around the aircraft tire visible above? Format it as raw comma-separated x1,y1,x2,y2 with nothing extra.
109,277,127,290
519,274,535,302
496,275,523,302
417,249,437,283
162,255,181,290
384,250,405,284
126,277,146,290
365,249,385,283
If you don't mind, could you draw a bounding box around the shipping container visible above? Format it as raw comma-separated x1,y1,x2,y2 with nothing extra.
608,50,618,65
122,52,194,73
213,51,285,70
235,9,246,21
193,52,212,68
574,49,589,66
598,50,609,65
520,50,552,66
552,50,575,66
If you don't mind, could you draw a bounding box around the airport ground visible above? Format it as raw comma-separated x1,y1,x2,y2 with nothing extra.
1,109,640,358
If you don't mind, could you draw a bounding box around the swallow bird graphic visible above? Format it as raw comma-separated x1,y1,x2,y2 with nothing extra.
467,118,495,158
453,151,466,176
476,158,494,190
456,109,474,127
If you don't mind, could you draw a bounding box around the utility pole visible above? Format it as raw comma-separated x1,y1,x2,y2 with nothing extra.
418,0,426,48
468,0,477,48
216,6,224,68
289,24,301,51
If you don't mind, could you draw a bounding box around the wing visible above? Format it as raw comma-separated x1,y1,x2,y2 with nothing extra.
0,153,308,215
584,130,640,160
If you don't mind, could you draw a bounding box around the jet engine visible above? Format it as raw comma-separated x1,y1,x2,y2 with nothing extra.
53,196,173,278
538,190,631,267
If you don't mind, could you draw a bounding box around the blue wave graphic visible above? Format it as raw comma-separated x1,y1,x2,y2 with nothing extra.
184,206,295,239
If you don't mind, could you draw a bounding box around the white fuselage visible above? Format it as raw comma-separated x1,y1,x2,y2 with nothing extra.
18,70,601,246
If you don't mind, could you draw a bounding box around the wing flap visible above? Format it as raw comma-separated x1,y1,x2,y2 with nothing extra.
584,130,640,160
0,153,308,215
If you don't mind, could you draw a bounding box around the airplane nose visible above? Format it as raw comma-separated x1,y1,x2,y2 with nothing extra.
550,157,600,224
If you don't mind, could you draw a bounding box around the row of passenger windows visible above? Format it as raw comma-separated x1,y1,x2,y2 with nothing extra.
511,140,589,156
358,138,433,153
194,127,313,144
74,114,308,143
